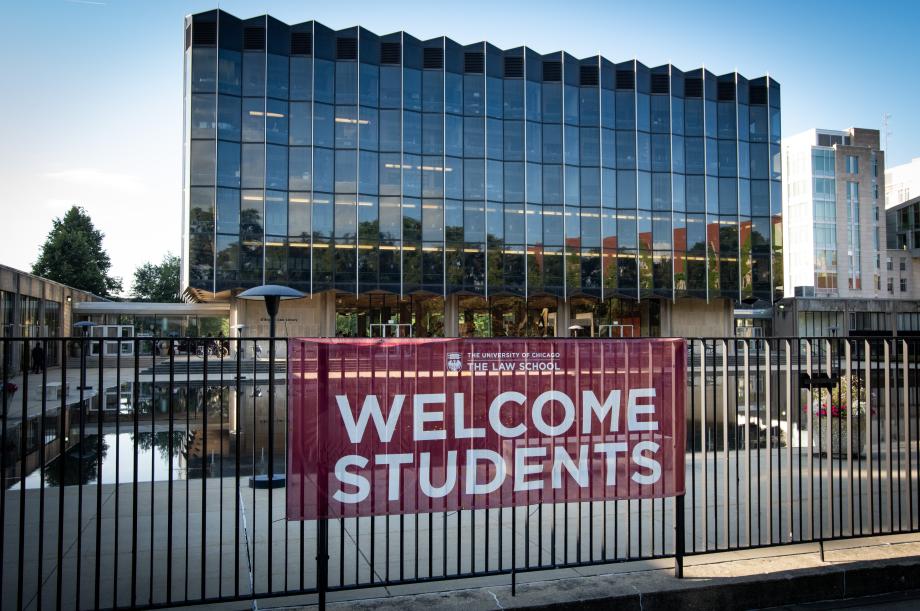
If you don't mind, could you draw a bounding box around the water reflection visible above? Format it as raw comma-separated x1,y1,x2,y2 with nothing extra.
13,380,286,489
43,434,109,487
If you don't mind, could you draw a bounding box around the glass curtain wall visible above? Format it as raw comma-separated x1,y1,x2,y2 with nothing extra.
0,291,13,337
184,10,781,305
812,148,837,292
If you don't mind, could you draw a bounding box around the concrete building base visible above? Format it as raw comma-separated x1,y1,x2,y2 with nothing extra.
230,291,336,339
662,298,734,338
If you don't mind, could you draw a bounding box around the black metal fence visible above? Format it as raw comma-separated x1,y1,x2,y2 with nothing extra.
1,336,919,611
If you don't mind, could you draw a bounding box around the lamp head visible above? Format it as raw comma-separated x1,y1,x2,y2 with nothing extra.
237,285,306,301
238,284,305,320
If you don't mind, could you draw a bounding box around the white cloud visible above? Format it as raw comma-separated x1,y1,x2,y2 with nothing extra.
44,168,141,192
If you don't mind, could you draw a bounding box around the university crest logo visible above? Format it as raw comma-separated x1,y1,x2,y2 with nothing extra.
446,352,462,372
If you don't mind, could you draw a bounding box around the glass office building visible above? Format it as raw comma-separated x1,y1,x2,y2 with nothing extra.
182,10,782,337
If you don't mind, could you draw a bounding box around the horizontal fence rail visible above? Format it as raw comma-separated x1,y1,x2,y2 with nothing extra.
1,336,919,610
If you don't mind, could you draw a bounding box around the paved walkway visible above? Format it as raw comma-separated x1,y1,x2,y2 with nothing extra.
284,533,920,610
4,475,919,611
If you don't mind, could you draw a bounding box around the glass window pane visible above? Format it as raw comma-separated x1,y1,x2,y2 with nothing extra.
217,188,240,234
191,47,216,93
217,49,241,95
289,146,311,191
289,101,311,145
265,144,287,190
264,191,287,236
217,95,241,141
335,149,357,193
191,94,216,138
217,141,240,188
267,54,288,99
190,140,215,186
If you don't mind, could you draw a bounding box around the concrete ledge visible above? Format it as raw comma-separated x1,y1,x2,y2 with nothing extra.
299,538,920,611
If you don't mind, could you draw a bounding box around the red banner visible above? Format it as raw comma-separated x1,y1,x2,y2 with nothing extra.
287,338,685,520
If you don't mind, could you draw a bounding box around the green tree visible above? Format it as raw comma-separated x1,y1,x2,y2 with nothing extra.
131,253,181,302
32,206,122,296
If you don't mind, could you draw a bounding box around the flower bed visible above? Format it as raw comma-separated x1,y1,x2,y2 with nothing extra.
806,373,867,458
811,412,866,458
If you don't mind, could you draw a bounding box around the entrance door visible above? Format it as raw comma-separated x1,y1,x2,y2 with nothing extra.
336,294,406,338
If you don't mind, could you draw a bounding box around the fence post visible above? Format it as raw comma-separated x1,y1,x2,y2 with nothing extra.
675,493,685,578
317,518,329,609
511,506,517,596
315,341,330,610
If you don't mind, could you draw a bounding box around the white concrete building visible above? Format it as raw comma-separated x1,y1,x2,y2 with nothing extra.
782,127,886,298
886,157,920,208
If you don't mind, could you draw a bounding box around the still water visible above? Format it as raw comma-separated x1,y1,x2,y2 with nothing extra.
13,428,281,490
9,379,287,490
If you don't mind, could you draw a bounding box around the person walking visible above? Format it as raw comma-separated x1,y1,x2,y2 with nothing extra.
30,342,45,374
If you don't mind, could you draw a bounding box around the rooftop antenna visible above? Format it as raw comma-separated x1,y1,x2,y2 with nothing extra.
883,113,892,151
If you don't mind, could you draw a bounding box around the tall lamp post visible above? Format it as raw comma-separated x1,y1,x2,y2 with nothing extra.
237,285,305,490
73,321,97,391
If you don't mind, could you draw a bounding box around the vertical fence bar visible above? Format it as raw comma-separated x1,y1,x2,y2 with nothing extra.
891,340,904,532
795,340,802,542
905,340,920,530
184,344,191,602
268,334,275,594
149,339,157,605
857,339,865,536
804,340,813,541
76,336,85,608
234,338,242,598
0,338,8,611
674,493,685,578
219,341,227,598
865,340,873,534
764,339,773,545
689,339,697,554
56,341,68,611
743,340,751,547
316,342,329,610
17,339,29,611
202,343,209,600
285,339,291,591
113,336,122,608
875,339,882,534
823,339,832,542
700,339,707,551
167,340,175,605
36,339,48,611
94,337,104,609
834,339,843,538
775,339,784,547
884,340,893,531
903,340,912,531
252,340,259,596
776,339,792,543
511,504,517,596
131,338,140,608
845,340,853,537
721,339,729,549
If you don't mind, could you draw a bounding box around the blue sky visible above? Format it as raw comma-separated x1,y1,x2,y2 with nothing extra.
1,0,918,290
